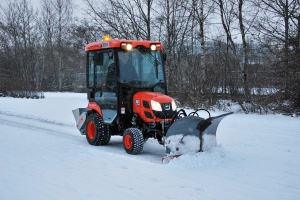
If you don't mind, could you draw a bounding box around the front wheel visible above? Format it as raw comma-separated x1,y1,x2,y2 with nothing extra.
123,128,144,154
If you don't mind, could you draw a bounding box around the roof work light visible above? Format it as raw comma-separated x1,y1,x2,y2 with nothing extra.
121,43,133,51
150,44,162,51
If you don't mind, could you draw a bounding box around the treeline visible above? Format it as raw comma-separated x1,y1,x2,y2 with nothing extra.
0,0,299,114
0,0,86,93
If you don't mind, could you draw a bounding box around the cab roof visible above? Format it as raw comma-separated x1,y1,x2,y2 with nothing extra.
85,39,163,51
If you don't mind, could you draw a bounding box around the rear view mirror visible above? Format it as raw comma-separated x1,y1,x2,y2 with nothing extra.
94,52,104,66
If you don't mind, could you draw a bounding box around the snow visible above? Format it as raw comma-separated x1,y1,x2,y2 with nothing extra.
165,134,201,155
1,92,300,199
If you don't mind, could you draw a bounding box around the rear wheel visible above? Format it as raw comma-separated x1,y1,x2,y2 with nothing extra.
85,113,111,146
123,128,144,154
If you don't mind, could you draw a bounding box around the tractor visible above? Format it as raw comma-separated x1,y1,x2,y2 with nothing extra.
73,36,232,159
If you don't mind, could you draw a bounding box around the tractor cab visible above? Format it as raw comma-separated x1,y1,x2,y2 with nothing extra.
85,37,169,127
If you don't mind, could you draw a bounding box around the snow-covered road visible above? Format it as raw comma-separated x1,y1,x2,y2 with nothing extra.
1,93,299,199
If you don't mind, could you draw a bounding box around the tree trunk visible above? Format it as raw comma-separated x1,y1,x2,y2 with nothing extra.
238,0,250,100
199,0,206,83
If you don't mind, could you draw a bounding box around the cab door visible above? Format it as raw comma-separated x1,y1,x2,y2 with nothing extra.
87,50,118,124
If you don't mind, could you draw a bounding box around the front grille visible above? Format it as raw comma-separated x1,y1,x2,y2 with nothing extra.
144,111,153,119
143,100,150,108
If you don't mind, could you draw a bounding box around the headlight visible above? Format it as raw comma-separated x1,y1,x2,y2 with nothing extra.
171,99,177,111
151,100,162,111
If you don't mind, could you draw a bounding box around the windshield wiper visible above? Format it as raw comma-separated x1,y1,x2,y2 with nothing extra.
137,46,159,78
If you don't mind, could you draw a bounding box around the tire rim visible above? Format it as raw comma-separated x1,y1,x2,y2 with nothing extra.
87,121,95,139
124,135,132,149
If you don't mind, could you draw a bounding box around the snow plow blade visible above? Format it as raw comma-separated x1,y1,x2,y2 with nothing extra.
162,110,233,163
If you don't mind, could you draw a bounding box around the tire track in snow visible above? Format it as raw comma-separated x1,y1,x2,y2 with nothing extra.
0,110,74,127
0,113,166,164
0,114,234,199
0,117,144,199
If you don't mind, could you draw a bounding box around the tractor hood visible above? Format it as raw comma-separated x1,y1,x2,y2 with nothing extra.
133,91,173,103
132,91,177,123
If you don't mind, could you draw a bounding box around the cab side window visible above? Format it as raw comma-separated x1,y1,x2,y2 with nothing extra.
88,50,116,92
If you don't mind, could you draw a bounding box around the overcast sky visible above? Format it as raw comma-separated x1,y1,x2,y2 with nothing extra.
0,0,86,17
0,0,244,42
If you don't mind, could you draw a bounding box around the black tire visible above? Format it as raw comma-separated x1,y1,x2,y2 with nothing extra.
123,128,144,154
85,113,111,146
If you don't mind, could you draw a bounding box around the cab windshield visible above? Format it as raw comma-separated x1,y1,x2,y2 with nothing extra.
118,47,165,89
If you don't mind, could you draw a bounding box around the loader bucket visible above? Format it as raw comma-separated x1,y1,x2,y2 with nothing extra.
164,111,233,156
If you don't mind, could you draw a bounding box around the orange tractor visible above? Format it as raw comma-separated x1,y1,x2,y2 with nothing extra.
73,36,232,159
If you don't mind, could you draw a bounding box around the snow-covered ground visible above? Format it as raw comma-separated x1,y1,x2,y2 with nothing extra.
0,92,299,199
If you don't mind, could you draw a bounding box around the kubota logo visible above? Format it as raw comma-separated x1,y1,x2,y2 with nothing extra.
164,104,170,110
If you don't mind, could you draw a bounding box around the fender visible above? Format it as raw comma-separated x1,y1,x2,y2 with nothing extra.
87,102,103,117
72,102,103,133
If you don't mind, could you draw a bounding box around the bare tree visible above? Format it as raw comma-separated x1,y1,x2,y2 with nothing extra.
212,0,264,112
155,0,194,104
255,0,298,57
39,0,75,91
83,0,153,40
254,0,300,113
237,0,252,100
190,0,215,84
214,0,241,103
0,0,40,93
